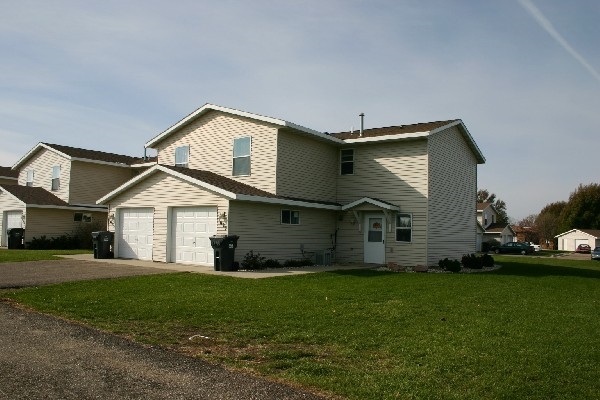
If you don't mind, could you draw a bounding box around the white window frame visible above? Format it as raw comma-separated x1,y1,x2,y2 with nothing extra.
26,170,34,187
51,165,60,191
340,149,354,175
174,145,189,168
281,209,300,225
395,213,412,243
232,136,251,176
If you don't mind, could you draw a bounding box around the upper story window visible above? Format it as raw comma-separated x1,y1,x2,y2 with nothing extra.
51,165,60,191
281,209,300,225
26,170,34,187
396,213,412,243
232,136,251,176
340,149,354,175
175,145,189,168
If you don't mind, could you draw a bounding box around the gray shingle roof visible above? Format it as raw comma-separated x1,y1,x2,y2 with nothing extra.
330,120,459,140
0,184,68,206
43,143,150,165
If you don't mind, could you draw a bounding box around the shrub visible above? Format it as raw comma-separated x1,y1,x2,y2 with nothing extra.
262,259,283,269
438,258,461,273
283,258,314,268
27,234,80,250
241,250,266,270
461,253,483,269
482,253,495,268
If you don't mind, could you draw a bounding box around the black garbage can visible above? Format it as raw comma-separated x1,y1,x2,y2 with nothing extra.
7,228,25,249
91,231,114,259
209,235,239,271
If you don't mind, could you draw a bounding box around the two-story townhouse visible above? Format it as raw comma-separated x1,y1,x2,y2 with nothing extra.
477,202,515,248
0,166,19,185
0,143,154,247
98,103,485,267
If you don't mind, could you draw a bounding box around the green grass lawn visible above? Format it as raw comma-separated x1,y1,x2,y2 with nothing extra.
3,255,600,399
0,248,92,263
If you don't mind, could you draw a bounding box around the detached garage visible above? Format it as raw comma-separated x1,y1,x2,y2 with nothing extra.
555,229,600,251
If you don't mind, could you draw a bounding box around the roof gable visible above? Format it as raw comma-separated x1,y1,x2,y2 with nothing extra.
13,143,145,170
145,103,341,149
555,228,600,239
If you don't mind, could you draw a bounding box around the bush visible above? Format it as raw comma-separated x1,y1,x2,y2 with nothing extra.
27,234,80,250
482,253,495,268
438,258,461,273
241,251,266,270
461,253,495,269
283,258,314,268
262,259,283,269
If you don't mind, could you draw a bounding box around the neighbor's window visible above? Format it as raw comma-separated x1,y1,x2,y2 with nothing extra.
396,213,412,242
174,145,189,168
233,136,251,176
26,170,34,187
281,209,300,225
74,212,92,223
340,149,354,175
51,165,60,191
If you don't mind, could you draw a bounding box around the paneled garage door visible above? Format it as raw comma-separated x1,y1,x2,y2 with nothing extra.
3,211,23,247
172,207,217,265
118,208,153,260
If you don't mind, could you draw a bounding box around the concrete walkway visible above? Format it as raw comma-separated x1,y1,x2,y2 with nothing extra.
59,253,374,279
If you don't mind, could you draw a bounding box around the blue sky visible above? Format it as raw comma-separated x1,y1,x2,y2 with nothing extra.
1,0,598,221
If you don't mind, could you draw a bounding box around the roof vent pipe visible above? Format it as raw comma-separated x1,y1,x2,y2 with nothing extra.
359,113,365,137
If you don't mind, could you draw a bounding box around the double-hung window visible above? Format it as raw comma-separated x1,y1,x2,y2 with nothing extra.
26,170,34,187
51,166,60,191
175,145,189,168
232,136,251,176
396,213,412,242
340,149,354,175
281,210,300,225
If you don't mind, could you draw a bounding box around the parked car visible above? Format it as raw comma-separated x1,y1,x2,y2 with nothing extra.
591,247,600,261
575,244,591,254
491,242,534,255
526,242,541,252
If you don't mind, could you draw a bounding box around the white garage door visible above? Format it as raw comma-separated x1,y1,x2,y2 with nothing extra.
172,207,217,265
6,211,23,229
118,208,153,260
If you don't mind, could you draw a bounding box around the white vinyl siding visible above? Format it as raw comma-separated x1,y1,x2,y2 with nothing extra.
106,171,228,263
275,129,338,202
427,126,478,265
18,149,71,203
336,140,429,266
228,201,336,263
556,230,600,251
153,110,278,194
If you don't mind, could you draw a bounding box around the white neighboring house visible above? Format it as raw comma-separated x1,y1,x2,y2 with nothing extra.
554,229,600,251
477,202,514,247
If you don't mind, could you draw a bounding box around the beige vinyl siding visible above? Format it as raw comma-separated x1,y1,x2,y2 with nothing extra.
336,139,429,266
228,201,336,263
24,208,106,245
18,149,71,203
276,129,338,202
153,111,279,194
427,126,478,265
107,172,228,263
69,161,136,205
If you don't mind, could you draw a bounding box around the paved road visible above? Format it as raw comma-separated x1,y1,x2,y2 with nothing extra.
0,260,327,399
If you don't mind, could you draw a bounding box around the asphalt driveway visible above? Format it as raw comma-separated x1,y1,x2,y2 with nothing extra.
0,259,327,399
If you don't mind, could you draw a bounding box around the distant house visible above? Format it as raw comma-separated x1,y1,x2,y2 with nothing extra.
477,202,514,248
554,229,600,251
0,166,18,185
98,103,486,267
0,143,154,247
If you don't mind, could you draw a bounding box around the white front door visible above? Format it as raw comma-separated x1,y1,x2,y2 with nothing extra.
118,208,154,260
172,207,217,265
364,214,385,264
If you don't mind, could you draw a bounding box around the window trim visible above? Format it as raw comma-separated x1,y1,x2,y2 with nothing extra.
51,165,60,191
281,209,300,225
174,145,189,168
340,148,354,175
395,213,412,243
74,212,92,223
232,136,251,176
